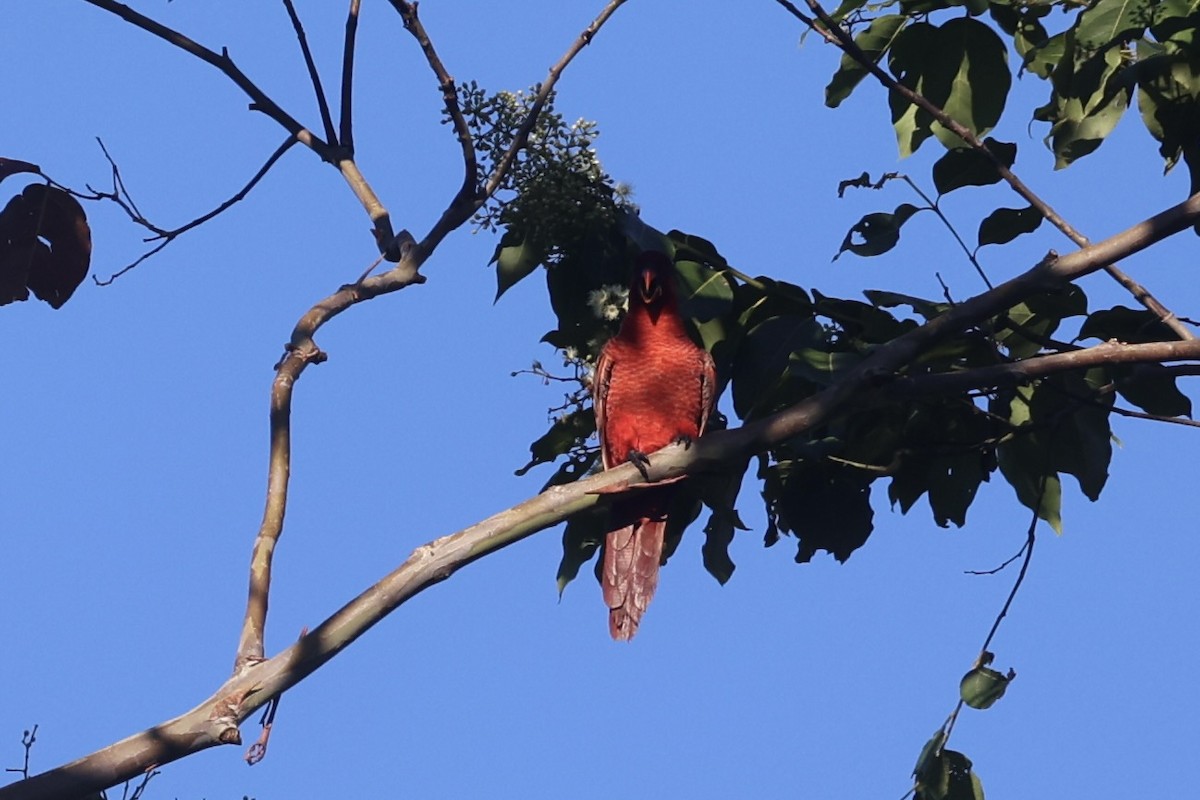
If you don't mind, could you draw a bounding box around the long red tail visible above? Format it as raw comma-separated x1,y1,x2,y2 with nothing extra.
602,517,666,641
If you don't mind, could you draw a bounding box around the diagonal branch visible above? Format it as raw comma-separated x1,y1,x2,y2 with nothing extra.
389,1,479,206
774,0,1196,342
12,191,1200,800
281,0,339,146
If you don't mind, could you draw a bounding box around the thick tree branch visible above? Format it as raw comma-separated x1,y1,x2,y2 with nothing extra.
893,339,1200,398
11,192,1199,800
773,0,1196,341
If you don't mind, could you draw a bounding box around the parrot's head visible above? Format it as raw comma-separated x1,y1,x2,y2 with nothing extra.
632,250,675,308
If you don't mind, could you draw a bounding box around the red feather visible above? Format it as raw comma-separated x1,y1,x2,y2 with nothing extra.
593,251,716,640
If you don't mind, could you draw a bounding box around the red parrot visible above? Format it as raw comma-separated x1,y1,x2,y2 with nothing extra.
592,250,717,640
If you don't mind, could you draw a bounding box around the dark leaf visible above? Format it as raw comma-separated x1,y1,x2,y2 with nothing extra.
931,138,1017,195
763,460,875,564
0,158,41,183
834,203,922,259
1114,363,1192,418
1078,305,1178,344
977,205,1044,247
515,409,595,476
556,510,605,596
993,385,1064,533
0,183,91,309
889,19,1011,155
697,459,751,585
731,314,824,420
863,289,949,321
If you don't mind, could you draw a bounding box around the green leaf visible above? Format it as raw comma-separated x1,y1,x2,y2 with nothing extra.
826,14,908,108
995,386,1064,533
834,203,922,259
931,138,1017,195
960,664,1014,709
1044,44,1132,168
888,19,1011,155
888,22,940,157
977,205,1044,247
491,231,542,301
515,409,596,476
912,730,948,786
556,511,605,596
1075,0,1147,51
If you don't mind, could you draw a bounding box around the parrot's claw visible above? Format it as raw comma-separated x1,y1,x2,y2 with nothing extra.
627,449,652,481
671,433,694,449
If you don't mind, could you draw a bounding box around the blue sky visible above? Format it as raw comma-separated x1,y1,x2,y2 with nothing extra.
3,2,1198,798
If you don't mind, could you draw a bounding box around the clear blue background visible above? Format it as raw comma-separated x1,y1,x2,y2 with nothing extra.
3,2,1197,798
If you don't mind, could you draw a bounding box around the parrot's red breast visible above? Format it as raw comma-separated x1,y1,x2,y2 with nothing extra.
592,251,716,640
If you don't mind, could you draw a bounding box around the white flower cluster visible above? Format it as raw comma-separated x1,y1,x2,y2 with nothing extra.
586,284,629,322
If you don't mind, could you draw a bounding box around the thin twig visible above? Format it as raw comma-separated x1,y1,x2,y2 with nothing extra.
80,137,298,283
281,0,338,145
390,1,479,205
775,0,1196,341
340,0,361,151
4,726,36,780
898,174,993,289
84,0,398,254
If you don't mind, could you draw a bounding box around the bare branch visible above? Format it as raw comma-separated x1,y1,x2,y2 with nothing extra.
83,0,398,255
82,137,298,283
83,0,326,154
893,339,1200,398
340,0,362,151
390,1,479,206
281,0,339,145
775,0,1196,341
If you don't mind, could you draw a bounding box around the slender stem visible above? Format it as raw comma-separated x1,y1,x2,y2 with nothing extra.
281,0,339,146
390,1,479,205
90,137,298,283
340,0,362,151
898,174,993,289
